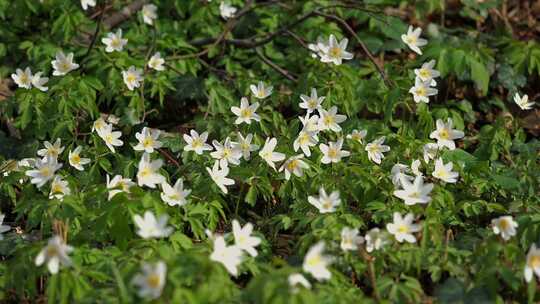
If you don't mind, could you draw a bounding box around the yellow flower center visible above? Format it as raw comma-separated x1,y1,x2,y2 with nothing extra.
308,100,316,108
143,137,154,148
406,36,416,44
52,184,64,194
439,128,450,140
240,108,252,118
126,74,136,83
328,46,342,59
286,159,299,171
327,148,338,159
105,134,114,144
499,219,510,230
322,200,333,210
307,254,321,267
146,274,161,288
139,168,152,177
323,116,334,126
397,225,409,233
111,38,121,48
258,90,266,98
40,167,51,177
46,246,59,256
20,74,29,83
70,154,81,164
419,69,430,79
192,139,202,148
416,87,426,97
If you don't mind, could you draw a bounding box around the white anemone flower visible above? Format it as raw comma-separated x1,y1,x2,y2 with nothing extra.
133,211,173,239
35,235,74,274
132,261,167,300
386,212,422,243
308,187,340,214
303,242,332,281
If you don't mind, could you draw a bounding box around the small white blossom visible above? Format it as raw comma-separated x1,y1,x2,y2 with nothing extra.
411,159,423,176
211,137,242,168
183,130,213,155
102,29,128,53
423,143,439,163
279,154,309,180
11,67,33,89
414,60,439,86
524,244,540,283
391,163,413,187
160,179,191,207
346,129,367,144
133,211,173,239
51,51,79,76
250,81,273,99
365,136,390,164
319,138,350,164
299,88,325,113
514,93,534,110
97,123,124,153
26,157,62,188
401,26,427,55
210,235,243,276
122,66,143,91
106,175,135,201
340,227,364,251
293,130,318,157
219,1,237,19
308,187,340,214
81,0,96,10
68,146,91,171
206,161,235,194
432,158,459,183
429,118,464,150
49,176,70,201
148,52,165,71
132,261,167,300
37,138,65,160
137,153,165,188
409,78,438,104
365,228,389,252
233,133,259,160
142,4,158,25
259,137,285,170
288,273,311,293
31,72,49,92
318,34,354,65
299,114,320,133
394,175,433,206
134,127,163,153
303,242,332,281
317,106,346,132
35,235,73,274
232,219,261,257
231,97,260,125
491,215,518,241
386,212,422,243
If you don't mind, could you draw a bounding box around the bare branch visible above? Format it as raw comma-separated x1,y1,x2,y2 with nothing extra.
255,48,298,82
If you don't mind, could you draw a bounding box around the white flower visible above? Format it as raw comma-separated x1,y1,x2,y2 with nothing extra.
101,29,128,53
391,163,413,187
106,114,120,125
491,215,518,241
401,26,427,55
160,179,191,207
308,187,340,214
340,227,364,251
318,34,354,65
26,157,62,188
299,88,325,113
183,130,213,155
250,81,273,99
81,0,96,10
347,129,367,144
514,93,534,110
307,37,327,59
106,174,135,200
299,113,320,133
231,97,261,125
142,4,158,25
432,158,459,183
137,153,165,188
429,118,464,150
211,137,242,168
148,52,165,71
122,66,143,91
232,219,261,257
68,146,91,171
279,154,309,180
92,117,107,133
303,242,332,281
219,1,237,19
258,137,285,170
386,212,421,243
31,72,49,92
51,51,79,76
49,176,70,201
319,138,350,164
11,67,33,89
317,106,346,132
423,143,439,163
97,123,124,153
132,261,166,300
393,175,433,206
0,213,11,240
365,228,389,252
134,127,163,153
365,136,390,164
414,60,439,86
210,235,244,276
37,138,65,160
409,78,438,103
524,244,540,282
411,159,422,176
293,130,318,157
35,235,73,274
288,273,311,293
133,211,173,239
206,161,235,194
234,133,259,160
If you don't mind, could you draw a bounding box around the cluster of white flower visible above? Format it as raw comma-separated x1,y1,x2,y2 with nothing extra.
308,35,354,65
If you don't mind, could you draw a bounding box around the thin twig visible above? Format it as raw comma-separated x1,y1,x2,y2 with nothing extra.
81,1,107,64
254,48,298,82
360,248,381,301
158,148,182,168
